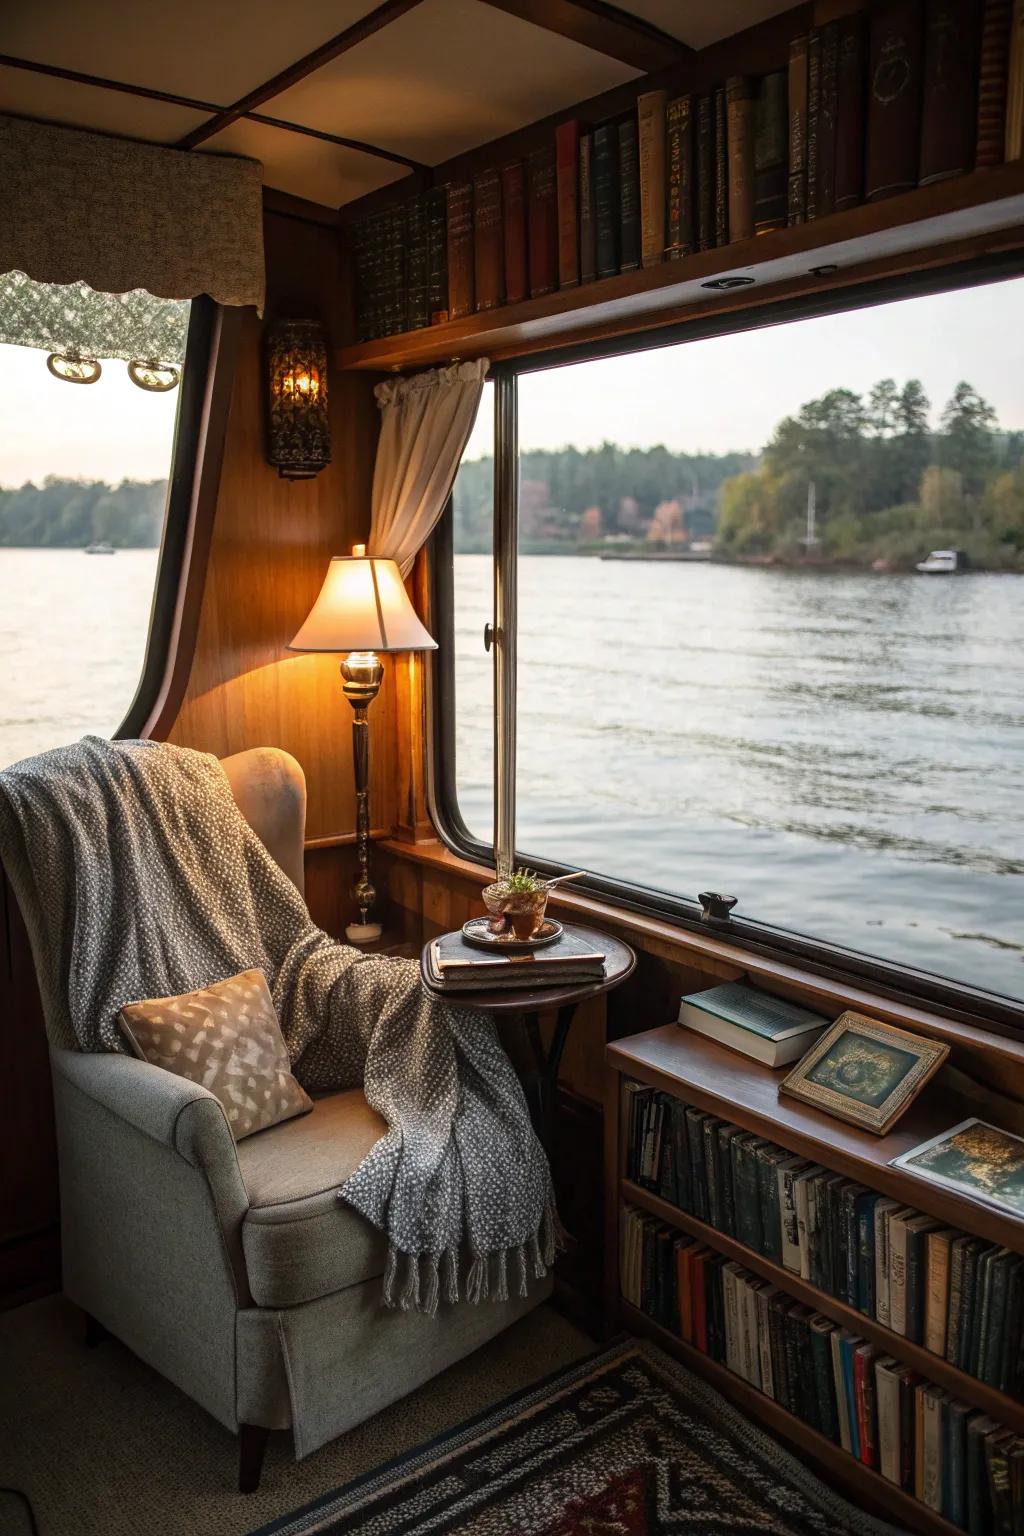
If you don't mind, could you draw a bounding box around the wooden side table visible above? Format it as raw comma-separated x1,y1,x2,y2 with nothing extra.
420,923,636,1156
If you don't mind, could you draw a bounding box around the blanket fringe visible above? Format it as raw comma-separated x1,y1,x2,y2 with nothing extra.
398,1251,421,1312
443,1245,459,1305
495,1245,509,1302
382,1244,399,1307
466,1251,485,1305
423,1252,441,1317
382,1199,561,1314
514,1242,529,1298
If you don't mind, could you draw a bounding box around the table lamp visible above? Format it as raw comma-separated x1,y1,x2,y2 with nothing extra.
289,545,436,943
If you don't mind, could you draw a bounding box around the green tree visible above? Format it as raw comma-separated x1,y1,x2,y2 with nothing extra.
939,382,997,495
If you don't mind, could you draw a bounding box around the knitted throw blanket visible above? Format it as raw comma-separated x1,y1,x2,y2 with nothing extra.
0,737,556,1314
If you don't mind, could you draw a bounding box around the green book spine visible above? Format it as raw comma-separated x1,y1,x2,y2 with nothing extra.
857,1193,877,1316
905,1228,927,1345
685,1107,708,1222
959,1244,983,1372
617,114,640,272
768,1295,792,1411
672,1099,691,1214
982,1255,1012,1388
755,1146,783,1264
1000,1262,1024,1395
811,1320,839,1441
718,1125,738,1236
946,1237,970,1365
703,1116,723,1230
972,1249,997,1378
733,1138,764,1253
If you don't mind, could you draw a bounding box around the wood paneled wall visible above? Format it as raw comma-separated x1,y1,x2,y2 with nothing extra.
168,210,393,845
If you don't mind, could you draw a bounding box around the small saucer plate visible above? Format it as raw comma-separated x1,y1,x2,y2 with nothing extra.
461,916,564,952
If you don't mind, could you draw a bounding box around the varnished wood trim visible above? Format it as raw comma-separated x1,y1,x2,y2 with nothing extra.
304,829,391,851
176,0,429,149
624,1179,1024,1433
133,305,244,741
477,0,689,72
621,1302,962,1536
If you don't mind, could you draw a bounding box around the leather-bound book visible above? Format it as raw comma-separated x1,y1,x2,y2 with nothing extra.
426,186,448,323
727,76,755,241
638,88,668,266
806,30,822,218
865,0,926,200
593,122,620,276
713,86,729,245
697,94,714,250
788,36,809,224
919,0,983,183
754,70,788,232
667,94,695,257
472,169,504,312
406,191,430,330
816,21,840,217
618,112,641,271
835,13,868,209
975,0,1012,166
446,182,474,319
526,145,557,297
579,132,596,283
555,119,580,288
1005,0,1023,159
501,162,527,305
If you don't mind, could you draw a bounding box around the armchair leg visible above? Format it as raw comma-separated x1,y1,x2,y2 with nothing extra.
238,1424,271,1494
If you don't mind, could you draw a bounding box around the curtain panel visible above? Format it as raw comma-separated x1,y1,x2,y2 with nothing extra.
0,113,265,315
369,360,489,576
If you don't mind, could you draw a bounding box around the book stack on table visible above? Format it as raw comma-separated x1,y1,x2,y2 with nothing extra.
424,927,606,993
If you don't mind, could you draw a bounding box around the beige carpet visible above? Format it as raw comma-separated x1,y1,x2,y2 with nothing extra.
0,1295,594,1536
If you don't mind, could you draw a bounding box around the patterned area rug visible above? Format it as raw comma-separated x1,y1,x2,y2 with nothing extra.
248,1341,902,1536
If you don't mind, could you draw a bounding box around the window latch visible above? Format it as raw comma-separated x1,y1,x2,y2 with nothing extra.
484,622,495,653
698,891,737,924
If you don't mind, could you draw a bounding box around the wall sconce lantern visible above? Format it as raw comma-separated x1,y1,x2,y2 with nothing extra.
265,318,331,480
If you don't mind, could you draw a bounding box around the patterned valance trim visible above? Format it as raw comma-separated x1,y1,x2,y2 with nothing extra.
0,114,265,315
0,271,191,365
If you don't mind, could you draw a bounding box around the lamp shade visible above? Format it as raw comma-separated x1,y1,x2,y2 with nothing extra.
289,553,437,654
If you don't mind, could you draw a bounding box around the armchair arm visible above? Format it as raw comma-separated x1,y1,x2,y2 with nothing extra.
51,1048,248,1201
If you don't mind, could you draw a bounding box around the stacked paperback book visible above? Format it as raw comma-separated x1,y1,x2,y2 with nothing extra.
424,927,605,992
625,1080,1024,1533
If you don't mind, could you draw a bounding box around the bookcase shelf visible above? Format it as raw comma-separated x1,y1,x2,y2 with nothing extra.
338,161,1024,373
621,1300,962,1536
622,1176,1024,1436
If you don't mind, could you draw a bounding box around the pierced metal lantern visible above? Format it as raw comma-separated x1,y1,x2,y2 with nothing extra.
265,319,331,480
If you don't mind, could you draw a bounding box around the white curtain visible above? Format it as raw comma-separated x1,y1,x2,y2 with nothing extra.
369,359,489,575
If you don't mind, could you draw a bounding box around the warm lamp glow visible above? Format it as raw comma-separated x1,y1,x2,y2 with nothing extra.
288,552,437,654
265,318,330,480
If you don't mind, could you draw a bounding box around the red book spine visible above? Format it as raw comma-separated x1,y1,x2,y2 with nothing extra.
555,119,580,289
864,0,926,200
854,1347,878,1468
919,0,983,184
527,145,557,298
501,163,527,305
472,168,504,312
445,182,474,319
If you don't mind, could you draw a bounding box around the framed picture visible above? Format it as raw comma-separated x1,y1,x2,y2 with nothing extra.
890,1118,1024,1219
779,1011,949,1135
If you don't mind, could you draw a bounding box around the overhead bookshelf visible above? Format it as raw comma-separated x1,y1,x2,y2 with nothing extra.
338,161,1024,372
604,1026,1024,1535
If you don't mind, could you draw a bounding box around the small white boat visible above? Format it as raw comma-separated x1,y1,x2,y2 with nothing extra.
83,541,116,555
915,548,967,574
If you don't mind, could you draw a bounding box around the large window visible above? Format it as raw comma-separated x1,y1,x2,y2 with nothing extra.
0,275,191,768
446,274,1024,1012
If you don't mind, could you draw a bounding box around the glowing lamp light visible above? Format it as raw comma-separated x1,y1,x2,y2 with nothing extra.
265,318,331,480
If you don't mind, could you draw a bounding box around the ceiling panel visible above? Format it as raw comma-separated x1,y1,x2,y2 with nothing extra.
0,0,380,109
614,0,797,51
203,118,411,207
0,66,208,143
266,0,640,168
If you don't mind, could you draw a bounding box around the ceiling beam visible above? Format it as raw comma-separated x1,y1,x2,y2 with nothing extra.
176,0,428,150
475,0,690,73
0,53,426,171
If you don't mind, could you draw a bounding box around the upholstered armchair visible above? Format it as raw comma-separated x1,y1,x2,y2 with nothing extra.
43,747,549,1490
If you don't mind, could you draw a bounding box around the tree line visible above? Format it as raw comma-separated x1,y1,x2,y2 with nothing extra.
0,478,167,547
717,379,1024,569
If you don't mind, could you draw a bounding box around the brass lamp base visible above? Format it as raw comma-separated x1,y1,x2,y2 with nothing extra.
341,651,384,943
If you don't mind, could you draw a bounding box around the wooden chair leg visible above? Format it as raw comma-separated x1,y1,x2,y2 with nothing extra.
238,1424,271,1494
84,1312,111,1348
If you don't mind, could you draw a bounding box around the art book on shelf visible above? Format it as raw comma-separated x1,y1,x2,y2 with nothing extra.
677,979,828,1066
426,926,605,990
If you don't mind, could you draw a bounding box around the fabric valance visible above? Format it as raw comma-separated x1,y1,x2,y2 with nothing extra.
0,113,265,315
0,271,191,365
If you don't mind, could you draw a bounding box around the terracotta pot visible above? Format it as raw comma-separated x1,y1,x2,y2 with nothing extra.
482,881,549,939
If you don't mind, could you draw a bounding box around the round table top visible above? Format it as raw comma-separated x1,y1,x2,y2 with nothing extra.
420,923,636,1014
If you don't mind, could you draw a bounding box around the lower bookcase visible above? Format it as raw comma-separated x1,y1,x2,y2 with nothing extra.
604,1026,1024,1536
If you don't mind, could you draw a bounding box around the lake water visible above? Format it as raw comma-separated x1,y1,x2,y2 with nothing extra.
454,555,1024,1007
1,549,1021,1007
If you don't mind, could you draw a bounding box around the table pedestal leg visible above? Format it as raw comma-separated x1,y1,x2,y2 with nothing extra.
520,1003,578,1160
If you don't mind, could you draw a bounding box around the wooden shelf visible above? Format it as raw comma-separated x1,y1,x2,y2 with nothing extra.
620,1300,962,1536
608,1026,1024,1256
622,1177,1024,1435
339,162,1024,372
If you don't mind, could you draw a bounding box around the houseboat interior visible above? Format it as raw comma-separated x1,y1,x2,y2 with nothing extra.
3,1,1024,1533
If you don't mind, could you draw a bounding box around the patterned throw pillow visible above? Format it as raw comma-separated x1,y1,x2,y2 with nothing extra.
118,969,312,1140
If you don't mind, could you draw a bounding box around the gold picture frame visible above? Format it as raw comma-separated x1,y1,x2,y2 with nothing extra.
779,1010,949,1135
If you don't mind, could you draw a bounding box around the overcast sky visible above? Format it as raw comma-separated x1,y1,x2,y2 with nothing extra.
2,277,1023,488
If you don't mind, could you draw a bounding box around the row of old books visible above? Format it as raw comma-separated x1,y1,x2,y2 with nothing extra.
350,0,1024,345
626,1083,1024,1399
623,1204,1021,1533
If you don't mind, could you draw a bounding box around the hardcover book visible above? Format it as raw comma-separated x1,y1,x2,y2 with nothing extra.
725,77,754,242
835,12,868,210
617,113,641,271
865,0,926,200
919,0,983,184
578,133,596,284
807,29,822,219
593,122,619,277
405,192,430,331
788,35,809,224
446,182,475,319
427,926,604,990
924,1228,956,1356
637,89,667,266
754,70,788,232
526,145,557,297
473,168,504,312
815,21,840,217
555,120,580,289
713,86,729,246
1006,0,1024,159
976,0,1013,166
501,161,527,305
875,1356,903,1482
426,185,448,322
874,1197,902,1327
778,1157,809,1271
696,94,714,251
666,95,695,257
677,980,827,1066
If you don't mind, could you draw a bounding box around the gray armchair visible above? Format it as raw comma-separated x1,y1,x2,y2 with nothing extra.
46,747,549,1490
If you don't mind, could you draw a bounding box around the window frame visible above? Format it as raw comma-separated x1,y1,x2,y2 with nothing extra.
430,250,1024,1035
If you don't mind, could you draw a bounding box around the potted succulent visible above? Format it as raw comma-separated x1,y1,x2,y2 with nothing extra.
482,867,549,940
